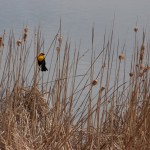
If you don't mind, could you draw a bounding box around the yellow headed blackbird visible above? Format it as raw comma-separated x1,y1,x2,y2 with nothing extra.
37,53,48,71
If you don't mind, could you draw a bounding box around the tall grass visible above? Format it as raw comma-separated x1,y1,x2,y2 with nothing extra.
0,24,150,150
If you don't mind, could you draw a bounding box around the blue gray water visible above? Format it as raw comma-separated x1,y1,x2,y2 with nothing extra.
1,0,150,42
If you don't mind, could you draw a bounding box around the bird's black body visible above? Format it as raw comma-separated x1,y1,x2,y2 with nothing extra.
38,59,48,71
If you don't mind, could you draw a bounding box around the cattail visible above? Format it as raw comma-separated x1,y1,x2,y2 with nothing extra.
134,26,138,33
139,66,150,77
139,44,145,61
0,37,4,47
56,46,60,53
102,63,106,68
143,66,150,73
136,64,139,67
119,53,125,60
140,43,145,51
24,27,28,33
23,32,28,41
58,36,62,45
16,40,22,46
0,37,2,43
92,80,98,86
23,27,28,41
129,72,134,77
100,87,105,92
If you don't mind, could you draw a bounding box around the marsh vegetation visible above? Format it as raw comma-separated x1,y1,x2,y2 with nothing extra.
0,24,150,150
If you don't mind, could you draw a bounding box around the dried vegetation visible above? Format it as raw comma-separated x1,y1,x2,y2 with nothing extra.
0,25,150,150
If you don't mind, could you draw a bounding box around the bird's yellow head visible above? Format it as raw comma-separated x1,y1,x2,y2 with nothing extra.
38,53,45,61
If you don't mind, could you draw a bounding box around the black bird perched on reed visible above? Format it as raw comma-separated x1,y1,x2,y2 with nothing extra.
37,53,48,71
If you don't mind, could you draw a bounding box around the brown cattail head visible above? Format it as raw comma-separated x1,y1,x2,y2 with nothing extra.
58,36,62,45
0,37,4,47
139,66,150,77
0,37,2,42
134,26,138,33
24,27,28,33
23,32,28,41
140,43,145,51
16,40,22,46
100,87,105,92
102,63,106,69
92,80,98,86
136,64,139,67
119,53,125,60
139,43,145,61
143,66,150,73
129,72,134,77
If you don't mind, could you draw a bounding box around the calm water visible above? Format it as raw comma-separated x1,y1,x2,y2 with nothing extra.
1,0,150,42
0,0,150,87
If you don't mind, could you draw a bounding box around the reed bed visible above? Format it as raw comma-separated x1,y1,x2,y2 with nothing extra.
0,24,150,150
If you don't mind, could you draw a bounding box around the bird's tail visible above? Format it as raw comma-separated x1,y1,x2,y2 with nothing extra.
41,65,48,71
